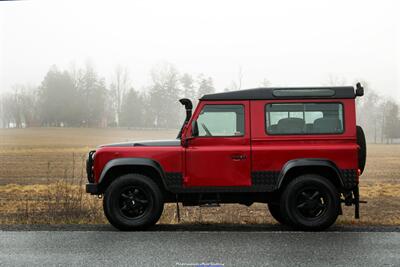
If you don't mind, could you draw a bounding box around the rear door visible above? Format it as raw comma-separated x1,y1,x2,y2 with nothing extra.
184,101,251,187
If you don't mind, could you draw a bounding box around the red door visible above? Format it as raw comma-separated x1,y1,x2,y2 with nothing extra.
184,101,251,187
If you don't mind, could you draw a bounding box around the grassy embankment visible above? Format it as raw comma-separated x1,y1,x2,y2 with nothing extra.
0,128,399,225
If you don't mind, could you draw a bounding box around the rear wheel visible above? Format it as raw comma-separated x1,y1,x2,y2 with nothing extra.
103,173,164,231
280,175,340,230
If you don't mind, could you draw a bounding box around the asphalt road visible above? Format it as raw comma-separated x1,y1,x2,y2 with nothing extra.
0,225,399,266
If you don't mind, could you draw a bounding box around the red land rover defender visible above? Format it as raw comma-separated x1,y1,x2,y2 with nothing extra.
86,83,366,230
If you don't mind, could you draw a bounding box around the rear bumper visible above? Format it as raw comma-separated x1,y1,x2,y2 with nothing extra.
86,183,99,195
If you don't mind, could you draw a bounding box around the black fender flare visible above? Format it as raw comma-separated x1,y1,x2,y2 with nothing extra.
276,158,344,189
98,157,168,189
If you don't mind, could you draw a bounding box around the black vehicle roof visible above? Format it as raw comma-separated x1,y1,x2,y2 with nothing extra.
200,86,356,101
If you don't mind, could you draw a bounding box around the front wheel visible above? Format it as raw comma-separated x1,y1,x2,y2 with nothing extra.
280,175,340,230
103,174,164,231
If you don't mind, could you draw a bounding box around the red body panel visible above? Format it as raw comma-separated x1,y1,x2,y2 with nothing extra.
93,98,359,187
250,99,358,172
93,146,183,183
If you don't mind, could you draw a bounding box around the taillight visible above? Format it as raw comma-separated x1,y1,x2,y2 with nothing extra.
356,168,361,183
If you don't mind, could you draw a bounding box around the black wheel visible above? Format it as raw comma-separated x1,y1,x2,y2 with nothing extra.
103,173,164,231
357,125,367,174
267,202,289,225
280,175,340,230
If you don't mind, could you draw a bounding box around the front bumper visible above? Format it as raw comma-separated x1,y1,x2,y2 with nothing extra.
86,183,99,194
86,150,96,183
86,150,99,195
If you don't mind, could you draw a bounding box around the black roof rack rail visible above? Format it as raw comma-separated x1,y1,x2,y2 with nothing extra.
200,85,361,101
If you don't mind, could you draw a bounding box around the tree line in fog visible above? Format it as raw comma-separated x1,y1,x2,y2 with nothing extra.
0,62,216,129
0,63,399,143
355,82,400,143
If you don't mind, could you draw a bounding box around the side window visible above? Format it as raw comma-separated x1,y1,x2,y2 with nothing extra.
266,103,344,135
194,105,244,137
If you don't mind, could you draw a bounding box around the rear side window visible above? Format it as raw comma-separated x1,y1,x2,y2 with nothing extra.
266,103,344,135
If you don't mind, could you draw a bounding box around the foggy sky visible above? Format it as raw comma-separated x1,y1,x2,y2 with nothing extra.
0,0,399,98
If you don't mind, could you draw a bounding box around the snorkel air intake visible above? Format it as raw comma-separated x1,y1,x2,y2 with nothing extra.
177,98,193,139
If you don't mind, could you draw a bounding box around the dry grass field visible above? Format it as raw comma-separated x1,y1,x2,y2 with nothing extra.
0,127,399,225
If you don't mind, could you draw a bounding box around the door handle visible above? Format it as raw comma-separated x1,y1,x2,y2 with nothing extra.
231,154,247,160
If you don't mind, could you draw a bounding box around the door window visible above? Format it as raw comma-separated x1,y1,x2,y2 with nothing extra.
194,105,244,137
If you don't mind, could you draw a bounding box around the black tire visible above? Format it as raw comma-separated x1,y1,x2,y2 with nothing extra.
103,173,164,231
357,125,367,174
267,202,289,225
280,175,340,231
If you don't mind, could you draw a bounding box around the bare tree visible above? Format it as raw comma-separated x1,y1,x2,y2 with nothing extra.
0,93,13,128
237,66,243,90
110,65,130,127
225,66,244,92
359,89,381,143
325,75,347,86
260,78,271,87
0,95,3,128
0,84,39,128
382,100,400,143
